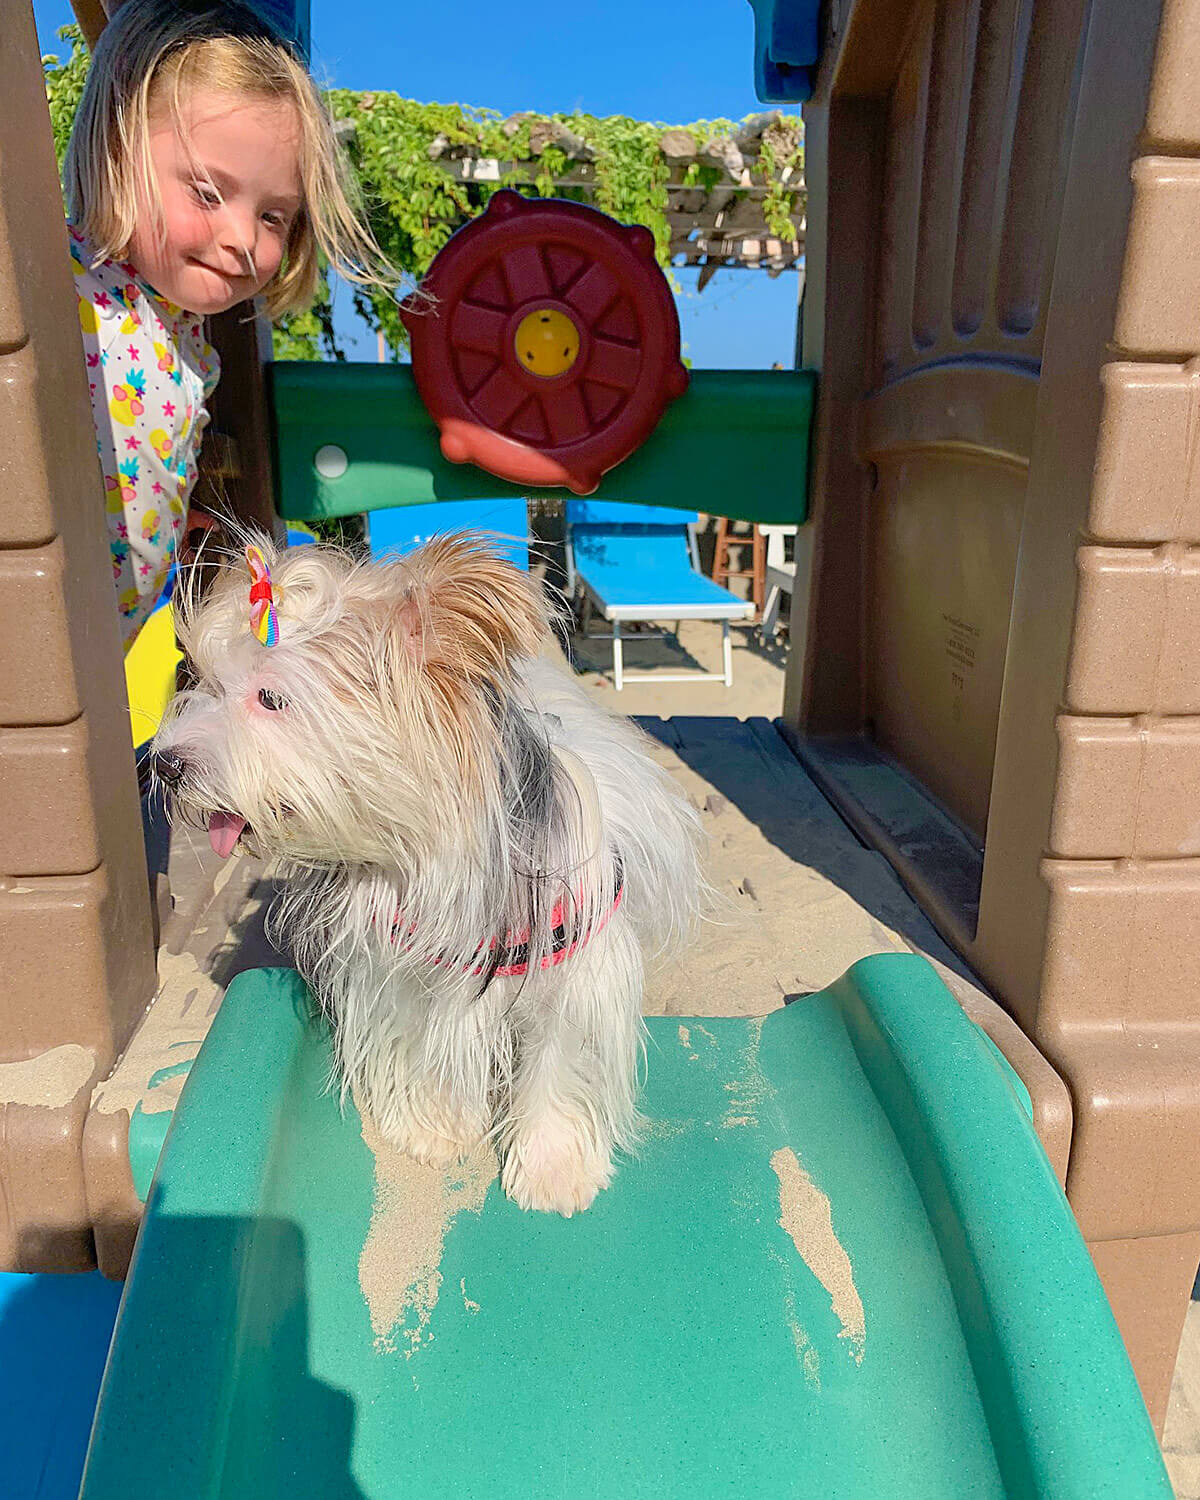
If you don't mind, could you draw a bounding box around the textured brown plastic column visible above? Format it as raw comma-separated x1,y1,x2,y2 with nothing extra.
0,1,156,1271
786,0,1200,1430
68,0,282,1280
70,0,111,48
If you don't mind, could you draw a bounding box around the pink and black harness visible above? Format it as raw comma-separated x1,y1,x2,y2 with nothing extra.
395,857,625,983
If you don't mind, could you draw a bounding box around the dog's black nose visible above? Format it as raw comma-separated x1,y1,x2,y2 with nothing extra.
152,750,187,789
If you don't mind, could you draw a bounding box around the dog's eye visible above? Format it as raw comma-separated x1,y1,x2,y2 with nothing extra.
258,688,287,712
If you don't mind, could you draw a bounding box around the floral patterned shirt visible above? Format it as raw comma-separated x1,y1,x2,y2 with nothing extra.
69,227,220,650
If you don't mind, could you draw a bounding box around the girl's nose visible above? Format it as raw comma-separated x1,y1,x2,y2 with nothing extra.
215,204,258,275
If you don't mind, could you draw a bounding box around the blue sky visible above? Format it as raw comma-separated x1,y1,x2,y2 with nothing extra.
33,0,799,367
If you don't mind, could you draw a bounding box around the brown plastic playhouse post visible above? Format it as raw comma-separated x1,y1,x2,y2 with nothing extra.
72,1,289,1278
70,0,110,48
192,307,281,539
786,0,1200,1430
0,0,157,1272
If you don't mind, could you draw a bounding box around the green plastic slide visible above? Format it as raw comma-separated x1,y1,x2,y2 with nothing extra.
81,956,1170,1498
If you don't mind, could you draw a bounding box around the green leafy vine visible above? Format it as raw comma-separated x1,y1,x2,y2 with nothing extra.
42,25,805,362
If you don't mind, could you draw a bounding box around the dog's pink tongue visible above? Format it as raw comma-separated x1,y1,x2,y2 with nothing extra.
207,812,247,859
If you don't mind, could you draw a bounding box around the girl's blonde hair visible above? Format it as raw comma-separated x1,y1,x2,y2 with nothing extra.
64,0,393,318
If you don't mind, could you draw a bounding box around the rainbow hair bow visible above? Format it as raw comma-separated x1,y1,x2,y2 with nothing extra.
246,544,279,647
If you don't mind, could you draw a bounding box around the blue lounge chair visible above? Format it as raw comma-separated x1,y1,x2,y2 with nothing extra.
564,502,754,690
367,498,530,570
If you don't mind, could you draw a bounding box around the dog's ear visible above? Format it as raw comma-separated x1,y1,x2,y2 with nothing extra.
392,532,548,680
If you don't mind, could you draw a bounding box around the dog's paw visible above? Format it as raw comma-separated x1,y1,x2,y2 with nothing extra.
501,1115,613,1216
394,1118,481,1169
378,1090,489,1169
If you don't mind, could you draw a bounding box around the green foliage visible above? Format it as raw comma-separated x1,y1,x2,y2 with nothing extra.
320,96,804,364
759,128,805,243
271,277,343,361
324,92,487,358
40,31,805,364
306,513,366,549
43,24,90,166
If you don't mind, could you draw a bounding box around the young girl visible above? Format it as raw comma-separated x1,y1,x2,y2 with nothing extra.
63,0,390,648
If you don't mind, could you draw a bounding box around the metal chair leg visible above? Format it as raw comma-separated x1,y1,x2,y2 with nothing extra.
613,619,624,691
761,585,782,641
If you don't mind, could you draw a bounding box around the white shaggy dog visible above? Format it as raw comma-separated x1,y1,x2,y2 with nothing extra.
152,533,703,1214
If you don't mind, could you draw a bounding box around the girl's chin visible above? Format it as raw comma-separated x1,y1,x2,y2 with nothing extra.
180,278,246,316
172,263,258,316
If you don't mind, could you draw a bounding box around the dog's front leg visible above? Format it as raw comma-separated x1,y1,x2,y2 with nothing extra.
500,916,644,1215
354,978,503,1168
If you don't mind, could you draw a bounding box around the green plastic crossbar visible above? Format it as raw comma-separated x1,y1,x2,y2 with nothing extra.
270,363,815,527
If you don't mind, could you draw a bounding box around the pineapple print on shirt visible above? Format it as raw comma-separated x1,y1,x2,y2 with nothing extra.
70,226,220,650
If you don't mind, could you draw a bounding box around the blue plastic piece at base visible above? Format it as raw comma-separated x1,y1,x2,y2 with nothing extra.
0,1271,121,1500
748,0,821,102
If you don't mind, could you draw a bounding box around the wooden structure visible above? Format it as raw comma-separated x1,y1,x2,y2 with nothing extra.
415,111,805,288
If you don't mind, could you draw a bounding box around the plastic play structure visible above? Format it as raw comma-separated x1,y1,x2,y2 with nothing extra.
81,961,1164,1498
1,0,1197,1494
401,190,691,494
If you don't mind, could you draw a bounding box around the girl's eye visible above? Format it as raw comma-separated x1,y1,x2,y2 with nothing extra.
258,688,287,712
262,211,289,231
190,181,221,208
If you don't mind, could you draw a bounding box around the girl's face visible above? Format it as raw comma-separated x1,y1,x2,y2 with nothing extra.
128,87,302,316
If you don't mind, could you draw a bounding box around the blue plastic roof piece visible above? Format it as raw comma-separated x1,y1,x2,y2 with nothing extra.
747,0,821,103
247,0,310,59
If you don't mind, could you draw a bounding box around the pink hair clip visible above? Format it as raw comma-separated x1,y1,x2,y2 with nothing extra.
246,544,279,647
